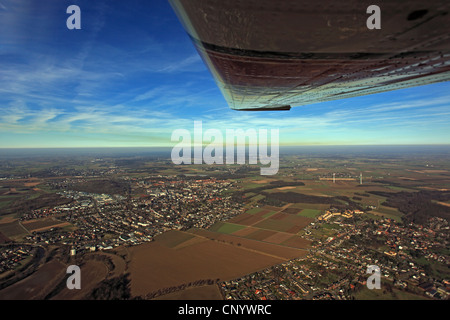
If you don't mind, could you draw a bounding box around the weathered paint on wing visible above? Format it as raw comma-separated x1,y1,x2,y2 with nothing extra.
169,0,450,111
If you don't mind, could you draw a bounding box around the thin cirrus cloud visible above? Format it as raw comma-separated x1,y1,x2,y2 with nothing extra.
156,54,203,73
1,81,450,146
0,0,449,148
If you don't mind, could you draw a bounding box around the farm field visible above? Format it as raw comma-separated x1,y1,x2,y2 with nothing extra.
127,228,306,298
127,202,313,299
297,209,322,218
0,260,66,300
22,218,71,233
50,259,110,300
188,228,308,259
214,204,313,250
0,220,29,240
353,285,429,300
208,222,246,234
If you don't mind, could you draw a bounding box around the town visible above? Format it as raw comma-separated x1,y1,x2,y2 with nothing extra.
220,211,449,300
15,176,242,256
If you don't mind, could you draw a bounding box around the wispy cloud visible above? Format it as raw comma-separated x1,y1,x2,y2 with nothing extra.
1,1,449,147
156,54,203,73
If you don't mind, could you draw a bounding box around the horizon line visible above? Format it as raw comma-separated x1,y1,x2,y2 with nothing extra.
1,144,450,149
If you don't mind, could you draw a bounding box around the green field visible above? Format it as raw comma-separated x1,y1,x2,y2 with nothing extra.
371,205,403,222
413,255,450,280
242,183,263,190
209,222,246,234
386,186,415,192
35,184,58,193
0,221,29,239
246,207,263,215
262,211,277,218
322,223,342,230
250,194,265,202
0,199,14,210
362,212,383,221
310,226,338,239
0,194,22,210
154,230,195,248
254,218,294,233
353,286,427,300
291,203,331,210
297,209,321,218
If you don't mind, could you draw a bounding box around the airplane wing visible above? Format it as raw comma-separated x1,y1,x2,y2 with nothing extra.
169,0,450,111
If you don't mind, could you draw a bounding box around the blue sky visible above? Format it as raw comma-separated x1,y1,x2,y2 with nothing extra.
0,0,449,148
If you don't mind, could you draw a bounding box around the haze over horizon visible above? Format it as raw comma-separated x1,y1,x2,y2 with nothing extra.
1,0,450,148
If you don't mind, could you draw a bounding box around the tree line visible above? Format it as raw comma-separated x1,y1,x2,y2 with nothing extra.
145,278,221,299
369,190,450,224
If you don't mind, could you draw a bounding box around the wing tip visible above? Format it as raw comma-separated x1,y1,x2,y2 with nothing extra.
233,105,291,111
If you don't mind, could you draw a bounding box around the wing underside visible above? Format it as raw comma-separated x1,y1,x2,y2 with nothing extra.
169,0,450,110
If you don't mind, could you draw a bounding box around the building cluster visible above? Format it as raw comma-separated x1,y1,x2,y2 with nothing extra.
20,176,243,255
58,190,126,206
318,208,364,221
0,245,33,274
221,256,354,300
221,214,449,300
20,191,127,222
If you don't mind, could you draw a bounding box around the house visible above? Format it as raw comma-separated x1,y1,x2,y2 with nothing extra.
425,289,438,298
418,282,434,291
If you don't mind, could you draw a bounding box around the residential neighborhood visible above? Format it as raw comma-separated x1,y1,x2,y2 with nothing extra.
220,213,449,300
17,176,243,254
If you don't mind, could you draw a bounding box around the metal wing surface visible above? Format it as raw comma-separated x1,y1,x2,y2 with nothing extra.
169,0,450,111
